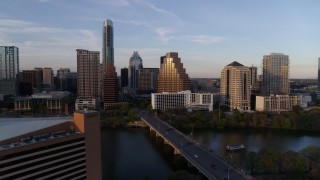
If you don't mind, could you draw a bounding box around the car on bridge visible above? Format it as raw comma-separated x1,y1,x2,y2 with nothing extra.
194,154,198,158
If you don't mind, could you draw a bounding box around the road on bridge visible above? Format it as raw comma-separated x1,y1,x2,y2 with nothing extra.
139,111,251,180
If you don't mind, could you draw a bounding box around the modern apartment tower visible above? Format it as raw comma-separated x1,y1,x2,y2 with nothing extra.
128,51,143,89
262,53,289,96
220,61,251,110
157,52,191,93
0,46,19,80
102,19,114,74
76,49,100,98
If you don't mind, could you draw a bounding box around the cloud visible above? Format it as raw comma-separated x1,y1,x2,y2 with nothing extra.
154,27,174,42
179,35,224,44
0,18,100,71
134,0,183,24
114,19,152,28
87,0,131,6
0,18,99,49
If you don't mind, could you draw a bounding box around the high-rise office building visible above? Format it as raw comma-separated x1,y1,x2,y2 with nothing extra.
262,53,289,96
0,46,19,80
138,68,159,91
102,19,114,74
77,49,100,98
128,51,143,89
121,68,128,88
157,52,191,93
57,68,71,78
43,67,53,89
103,63,119,106
0,110,102,180
220,61,251,110
0,46,19,95
249,65,257,87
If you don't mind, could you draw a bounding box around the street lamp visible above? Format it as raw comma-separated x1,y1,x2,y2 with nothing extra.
180,135,182,147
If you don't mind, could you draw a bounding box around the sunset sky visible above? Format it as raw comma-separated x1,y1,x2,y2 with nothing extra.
1,0,319,78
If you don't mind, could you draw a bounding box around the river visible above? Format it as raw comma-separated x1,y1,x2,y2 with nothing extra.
101,127,320,180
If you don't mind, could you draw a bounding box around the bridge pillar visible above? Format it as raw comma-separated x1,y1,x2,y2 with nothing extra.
187,162,194,167
156,132,160,137
164,139,169,145
174,148,181,155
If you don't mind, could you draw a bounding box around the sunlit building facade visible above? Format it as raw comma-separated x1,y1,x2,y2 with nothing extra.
157,52,191,93
220,61,251,110
256,95,301,114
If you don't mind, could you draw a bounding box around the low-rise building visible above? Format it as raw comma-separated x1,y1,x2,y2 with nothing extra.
0,110,102,180
14,91,70,112
255,94,302,114
151,90,214,112
75,98,97,110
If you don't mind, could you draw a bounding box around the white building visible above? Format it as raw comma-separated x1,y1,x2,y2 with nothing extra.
255,95,302,114
300,94,312,108
151,90,214,112
75,98,97,110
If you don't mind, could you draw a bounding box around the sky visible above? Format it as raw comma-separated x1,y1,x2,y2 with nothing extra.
0,0,319,78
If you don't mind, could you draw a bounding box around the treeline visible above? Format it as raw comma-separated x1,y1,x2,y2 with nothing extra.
244,146,320,179
100,104,139,128
164,106,320,131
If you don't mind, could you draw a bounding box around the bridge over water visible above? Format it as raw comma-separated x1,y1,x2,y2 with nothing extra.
139,111,251,180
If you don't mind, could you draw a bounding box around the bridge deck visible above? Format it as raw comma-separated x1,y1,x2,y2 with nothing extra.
140,111,251,180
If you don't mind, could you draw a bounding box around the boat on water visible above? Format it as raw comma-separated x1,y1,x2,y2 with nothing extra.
226,144,246,151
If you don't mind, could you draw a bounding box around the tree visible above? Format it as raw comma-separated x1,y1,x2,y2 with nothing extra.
245,151,257,174
292,105,303,114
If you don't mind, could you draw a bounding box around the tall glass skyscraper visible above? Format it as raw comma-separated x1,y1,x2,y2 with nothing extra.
128,51,143,89
102,19,114,73
262,53,289,96
0,46,19,80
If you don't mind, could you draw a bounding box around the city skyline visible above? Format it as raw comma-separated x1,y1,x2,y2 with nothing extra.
0,0,319,78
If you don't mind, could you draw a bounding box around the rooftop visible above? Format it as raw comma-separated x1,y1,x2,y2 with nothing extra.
227,61,244,67
0,117,72,142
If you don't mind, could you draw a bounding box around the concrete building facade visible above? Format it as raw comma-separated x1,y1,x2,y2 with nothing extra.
76,49,100,98
0,111,102,180
138,68,159,91
220,61,251,111
151,90,214,112
256,95,302,114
